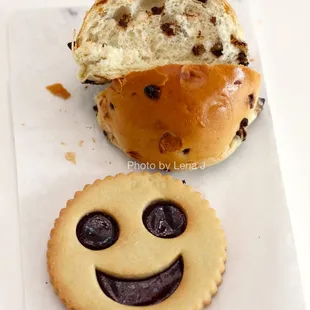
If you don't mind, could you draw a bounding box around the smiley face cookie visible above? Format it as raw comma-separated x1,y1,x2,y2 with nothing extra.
47,172,226,310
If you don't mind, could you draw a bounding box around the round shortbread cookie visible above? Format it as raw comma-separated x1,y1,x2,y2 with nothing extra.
47,172,226,310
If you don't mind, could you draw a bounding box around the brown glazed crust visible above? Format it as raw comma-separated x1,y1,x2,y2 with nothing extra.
96,64,262,170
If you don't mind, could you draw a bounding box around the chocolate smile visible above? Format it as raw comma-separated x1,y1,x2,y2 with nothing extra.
96,256,184,306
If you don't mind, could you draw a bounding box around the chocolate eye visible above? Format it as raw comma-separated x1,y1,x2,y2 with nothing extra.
143,201,187,238
76,212,119,250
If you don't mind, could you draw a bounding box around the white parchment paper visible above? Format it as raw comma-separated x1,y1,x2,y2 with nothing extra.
8,3,305,310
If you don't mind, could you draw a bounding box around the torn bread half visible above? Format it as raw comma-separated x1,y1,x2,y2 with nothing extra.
72,0,249,84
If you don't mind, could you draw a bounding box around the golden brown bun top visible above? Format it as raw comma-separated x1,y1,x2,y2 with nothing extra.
97,64,261,168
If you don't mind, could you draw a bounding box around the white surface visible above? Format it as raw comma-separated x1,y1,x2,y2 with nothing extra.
0,0,309,310
0,14,24,310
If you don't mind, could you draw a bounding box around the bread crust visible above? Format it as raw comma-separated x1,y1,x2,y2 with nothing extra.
96,64,262,170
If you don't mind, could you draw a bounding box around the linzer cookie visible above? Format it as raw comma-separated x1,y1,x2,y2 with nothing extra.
47,172,226,310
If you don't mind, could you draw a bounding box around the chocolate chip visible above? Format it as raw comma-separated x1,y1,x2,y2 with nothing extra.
103,130,108,138
210,16,216,25
259,97,266,105
197,30,202,38
192,44,206,56
236,129,243,138
161,23,175,36
159,132,182,153
248,94,255,109
144,85,161,100
76,212,119,250
230,35,247,48
182,180,186,184
118,14,131,28
67,41,76,50
256,97,266,114
211,42,223,57
236,127,247,141
93,105,98,115
151,6,164,14
110,103,115,110
96,257,183,306
238,51,249,66
182,148,190,154
236,119,248,141
143,200,187,238
240,118,248,127
234,80,242,85
82,80,99,85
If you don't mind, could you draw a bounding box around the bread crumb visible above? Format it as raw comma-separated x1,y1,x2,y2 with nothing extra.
65,152,76,165
79,140,84,147
84,85,89,90
250,58,255,62
21,123,25,126
46,84,71,100
60,141,66,145
92,138,96,143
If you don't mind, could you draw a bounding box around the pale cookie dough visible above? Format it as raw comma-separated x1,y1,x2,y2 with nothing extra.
47,172,226,310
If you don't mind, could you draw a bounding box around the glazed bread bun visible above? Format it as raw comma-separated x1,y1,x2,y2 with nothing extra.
73,0,249,84
95,64,263,170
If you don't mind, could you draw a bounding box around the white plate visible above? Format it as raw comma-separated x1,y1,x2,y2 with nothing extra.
8,4,305,310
